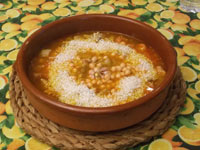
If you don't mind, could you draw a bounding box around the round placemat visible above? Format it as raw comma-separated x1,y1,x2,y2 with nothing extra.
10,67,186,150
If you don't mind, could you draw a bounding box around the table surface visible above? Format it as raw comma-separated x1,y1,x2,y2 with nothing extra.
0,0,200,150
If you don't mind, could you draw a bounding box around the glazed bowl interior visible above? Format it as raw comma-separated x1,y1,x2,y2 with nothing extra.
17,14,177,114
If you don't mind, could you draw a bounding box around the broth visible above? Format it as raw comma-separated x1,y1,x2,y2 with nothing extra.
29,32,166,107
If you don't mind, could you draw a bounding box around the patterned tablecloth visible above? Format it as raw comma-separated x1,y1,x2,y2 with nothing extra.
0,0,200,150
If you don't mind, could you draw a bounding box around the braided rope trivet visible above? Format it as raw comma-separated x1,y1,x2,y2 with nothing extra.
9,67,186,150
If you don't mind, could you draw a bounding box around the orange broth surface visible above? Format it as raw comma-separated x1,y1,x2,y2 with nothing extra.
29,32,166,107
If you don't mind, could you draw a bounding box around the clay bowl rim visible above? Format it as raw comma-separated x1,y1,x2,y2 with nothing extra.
16,14,177,114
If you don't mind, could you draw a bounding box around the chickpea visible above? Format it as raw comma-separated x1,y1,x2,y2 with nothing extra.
87,82,92,88
89,63,95,69
94,73,99,77
92,80,96,85
100,84,105,89
73,68,77,72
111,52,117,56
116,73,121,78
89,69,94,75
104,74,111,80
94,67,99,72
97,80,102,85
111,74,115,79
86,79,90,83
111,66,116,72
91,56,97,62
103,55,108,59
116,66,122,72
120,72,125,77
120,63,126,68
69,63,74,67
119,55,125,59
124,69,131,75
97,63,102,68
89,74,95,79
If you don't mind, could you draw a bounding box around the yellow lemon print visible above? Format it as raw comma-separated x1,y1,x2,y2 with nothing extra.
145,19,158,28
39,13,53,21
197,12,200,19
160,1,176,7
28,0,46,6
0,102,5,115
0,39,18,51
2,22,21,33
87,9,104,14
195,80,200,92
158,29,173,40
178,126,200,146
196,34,200,41
162,128,177,140
25,138,51,150
183,42,200,56
190,19,200,30
154,14,161,21
2,124,25,139
194,113,200,126
0,56,6,64
177,56,189,66
146,3,164,12
180,98,194,115
21,20,41,31
192,63,200,71
0,65,12,75
0,75,8,90
78,0,94,7
7,139,25,150
99,4,114,13
93,0,103,5
118,9,139,19
6,9,21,18
15,3,26,9
41,2,57,10
22,5,39,11
187,88,200,100
54,0,67,3
5,31,21,39
0,115,7,123
180,66,197,82
178,36,195,45
175,47,185,56
114,1,129,7
0,1,12,10
161,10,175,19
172,13,190,24
131,0,147,5
171,24,188,31
132,8,147,16
5,100,13,115
58,2,72,8
149,139,173,150
0,15,8,22
21,14,39,22
53,8,71,16
0,31,4,40
148,0,156,2
6,91,9,99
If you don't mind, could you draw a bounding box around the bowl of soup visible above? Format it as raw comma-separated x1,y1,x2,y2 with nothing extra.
15,14,177,132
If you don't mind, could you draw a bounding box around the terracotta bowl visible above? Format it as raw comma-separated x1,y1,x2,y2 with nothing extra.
15,14,177,132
